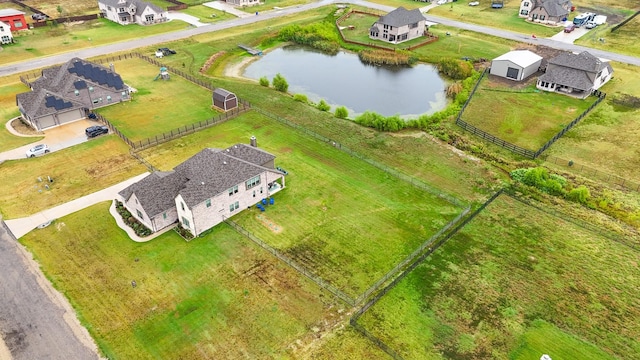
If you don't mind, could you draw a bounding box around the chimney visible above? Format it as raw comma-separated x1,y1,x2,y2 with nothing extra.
109,63,115,72
250,136,257,147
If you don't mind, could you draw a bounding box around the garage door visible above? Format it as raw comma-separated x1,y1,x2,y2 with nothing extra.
506,67,520,80
37,115,56,130
57,108,83,125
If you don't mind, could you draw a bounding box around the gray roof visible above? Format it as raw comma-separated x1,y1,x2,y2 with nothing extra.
0,9,25,17
119,144,280,214
16,57,126,119
98,0,165,14
541,0,569,17
539,51,613,91
213,88,236,102
377,7,425,28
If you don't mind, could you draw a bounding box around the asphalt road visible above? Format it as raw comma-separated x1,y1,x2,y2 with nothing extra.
0,219,98,360
0,0,638,79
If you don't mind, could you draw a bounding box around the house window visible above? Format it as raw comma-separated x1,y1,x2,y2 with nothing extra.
145,14,154,22
121,91,127,97
597,71,602,78
108,6,112,10
228,185,238,196
206,199,211,208
74,90,79,96
163,212,167,219
253,190,256,198
136,209,143,219
0,27,4,32
540,15,545,20
119,7,125,12
93,99,99,104
181,202,185,211
520,10,529,15
235,201,239,210
229,201,239,212
245,175,260,189
121,17,127,22
409,22,418,29
260,187,263,194
383,34,387,39
1,36,9,43
107,95,112,102
532,14,538,20
14,21,23,28
524,1,529,6
181,216,190,227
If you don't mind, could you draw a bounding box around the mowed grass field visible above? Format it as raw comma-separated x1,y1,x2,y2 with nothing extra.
462,75,597,150
0,77,42,152
357,194,640,359
138,111,463,298
95,58,219,141
545,63,640,180
20,202,339,359
2,19,188,66
22,0,99,16
577,15,640,60
0,135,146,218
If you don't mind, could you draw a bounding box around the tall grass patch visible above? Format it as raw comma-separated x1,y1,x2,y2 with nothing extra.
358,195,640,359
0,79,42,152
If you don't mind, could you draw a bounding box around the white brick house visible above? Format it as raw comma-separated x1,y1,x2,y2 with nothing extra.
119,141,286,237
369,7,426,44
0,20,12,44
98,0,168,26
537,51,613,98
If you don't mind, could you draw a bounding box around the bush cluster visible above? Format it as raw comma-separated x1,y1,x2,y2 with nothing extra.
334,106,348,119
272,73,289,92
510,167,591,205
293,94,308,103
358,49,416,66
437,58,474,80
316,99,331,112
279,23,340,54
355,111,405,132
175,224,194,240
115,200,152,237
259,76,269,87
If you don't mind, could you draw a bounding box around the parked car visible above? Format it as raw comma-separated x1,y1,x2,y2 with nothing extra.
564,24,576,33
31,13,47,21
86,125,109,138
26,144,49,158
158,48,177,56
469,1,479,5
585,21,597,29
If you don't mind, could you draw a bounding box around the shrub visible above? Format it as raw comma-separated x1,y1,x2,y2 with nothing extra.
446,82,463,98
272,73,289,93
358,49,416,66
279,22,340,54
259,76,269,87
175,224,194,240
437,58,474,80
114,200,152,237
293,93,308,103
511,167,566,196
335,106,348,119
317,99,331,112
354,111,406,132
567,185,591,204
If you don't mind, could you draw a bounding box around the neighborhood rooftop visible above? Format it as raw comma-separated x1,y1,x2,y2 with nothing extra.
98,0,165,14
547,51,609,72
0,8,25,16
377,7,425,28
493,50,543,68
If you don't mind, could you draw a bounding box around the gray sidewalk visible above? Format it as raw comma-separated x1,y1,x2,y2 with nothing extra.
5,173,149,239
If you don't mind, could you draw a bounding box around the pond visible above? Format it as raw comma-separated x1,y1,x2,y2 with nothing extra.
243,46,448,119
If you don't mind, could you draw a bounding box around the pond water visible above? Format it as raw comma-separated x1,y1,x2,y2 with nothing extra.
243,46,448,118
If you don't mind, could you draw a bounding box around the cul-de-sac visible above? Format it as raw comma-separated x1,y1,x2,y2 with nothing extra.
0,0,638,359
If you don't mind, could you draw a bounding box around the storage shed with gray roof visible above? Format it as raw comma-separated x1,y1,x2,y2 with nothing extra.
212,88,238,111
537,51,613,98
118,141,286,238
16,58,130,130
369,7,426,44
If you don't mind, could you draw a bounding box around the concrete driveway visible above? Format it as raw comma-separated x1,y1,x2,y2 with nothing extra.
0,119,96,162
203,1,252,18
167,11,209,27
549,23,590,44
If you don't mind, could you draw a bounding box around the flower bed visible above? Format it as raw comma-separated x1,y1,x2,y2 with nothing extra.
114,200,152,237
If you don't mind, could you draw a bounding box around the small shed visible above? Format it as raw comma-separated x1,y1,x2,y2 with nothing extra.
212,88,238,111
490,50,543,81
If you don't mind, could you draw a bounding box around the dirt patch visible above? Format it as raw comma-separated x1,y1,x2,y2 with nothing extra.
10,118,42,136
223,56,258,79
200,51,226,74
255,213,283,234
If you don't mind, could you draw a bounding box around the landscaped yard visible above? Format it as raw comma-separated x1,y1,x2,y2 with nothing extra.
20,202,339,359
0,135,146,218
357,194,640,359
2,18,188,66
137,110,464,299
0,78,42,152
462,74,597,150
95,57,219,141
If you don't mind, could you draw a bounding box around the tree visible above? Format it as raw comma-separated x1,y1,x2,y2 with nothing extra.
259,76,269,87
57,5,63,15
272,73,288,92
335,106,348,119
316,99,330,112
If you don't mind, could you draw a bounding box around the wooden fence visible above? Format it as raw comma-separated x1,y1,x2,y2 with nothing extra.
30,14,102,28
610,10,640,32
542,155,640,192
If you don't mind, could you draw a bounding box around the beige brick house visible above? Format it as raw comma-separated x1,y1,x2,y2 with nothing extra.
369,7,426,44
118,140,286,237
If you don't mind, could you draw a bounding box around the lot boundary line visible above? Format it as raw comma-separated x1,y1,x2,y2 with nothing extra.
541,154,640,192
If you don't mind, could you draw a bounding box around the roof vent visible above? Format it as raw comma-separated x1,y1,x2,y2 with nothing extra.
250,135,257,147
223,161,227,165
226,149,230,152
201,182,205,185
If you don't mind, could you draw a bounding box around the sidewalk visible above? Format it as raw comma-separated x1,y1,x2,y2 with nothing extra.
167,11,209,27
5,173,149,239
203,1,253,18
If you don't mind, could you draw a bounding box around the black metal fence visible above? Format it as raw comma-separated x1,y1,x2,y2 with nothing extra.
456,118,536,158
224,218,357,306
542,155,640,192
611,10,640,32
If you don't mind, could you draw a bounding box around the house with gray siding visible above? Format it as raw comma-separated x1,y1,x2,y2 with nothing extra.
537,51,613,98
98,0,168,26
118,140,286,238
16,58,130,131
519,0,572,25
369,7,426,44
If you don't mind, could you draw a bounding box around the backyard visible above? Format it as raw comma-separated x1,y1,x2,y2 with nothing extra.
357,194,640,359
138,111,464,298
0,77,42,152
95,57,220,141
0,135,146,218
19,202,339,359
337,11,436,49
461,74,598,151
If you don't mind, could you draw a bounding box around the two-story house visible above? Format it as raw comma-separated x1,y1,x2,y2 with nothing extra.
369,7,426,44
98,0,168,26
118,140,286,238
537,51,613,98
16,58,130,130
519,0,572,25
0,21,13,44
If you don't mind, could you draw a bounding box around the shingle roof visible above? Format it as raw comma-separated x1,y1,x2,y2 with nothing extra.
377,7,425,28
120,145,281,213
539,66,593,91
213,88,236,102
0,9,25,17
539,51,613,91
541,0,569,17
493,50,542,68
98,0,165,15
547,51,607,73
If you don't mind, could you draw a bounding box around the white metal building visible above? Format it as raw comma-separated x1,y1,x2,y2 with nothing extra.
490,50,543,81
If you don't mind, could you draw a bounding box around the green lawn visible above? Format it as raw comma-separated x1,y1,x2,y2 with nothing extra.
357,194,640,359
462,75,597,150
95,58,219,141
0,78,42,152
20,202,336,359
138,110,463,298
415,25,514,62
2,18,189,66
179,5,236,23
576,15,640,59
239,0,314,14
0,136,147,218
